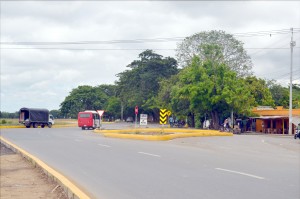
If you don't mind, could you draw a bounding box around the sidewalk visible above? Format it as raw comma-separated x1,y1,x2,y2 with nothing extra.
0,142,68,199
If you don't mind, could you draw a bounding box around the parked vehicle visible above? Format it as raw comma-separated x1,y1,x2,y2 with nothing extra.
19,107,54,128
126,117,134,123
233,125,241,134
172,120,185,128
78,111,100,130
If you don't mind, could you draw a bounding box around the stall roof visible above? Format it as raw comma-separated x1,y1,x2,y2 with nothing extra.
250,116,289,119
250,116,300,125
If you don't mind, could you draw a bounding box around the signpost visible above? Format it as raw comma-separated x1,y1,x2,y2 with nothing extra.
135,106,138,128
140,114,148,126
160,109,167,125
97,110,105,129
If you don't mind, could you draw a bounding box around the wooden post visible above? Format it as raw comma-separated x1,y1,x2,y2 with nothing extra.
282,118,284,135
271,119,273,134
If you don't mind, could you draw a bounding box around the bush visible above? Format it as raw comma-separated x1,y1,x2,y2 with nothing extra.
1,119,7,124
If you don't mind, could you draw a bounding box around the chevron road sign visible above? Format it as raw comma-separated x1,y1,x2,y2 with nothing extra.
160,109,168,124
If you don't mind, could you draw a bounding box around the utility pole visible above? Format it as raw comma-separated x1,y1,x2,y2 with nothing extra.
289,28,296,135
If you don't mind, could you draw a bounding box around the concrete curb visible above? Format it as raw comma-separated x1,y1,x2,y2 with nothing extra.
0,136,90,199
94,128,232,141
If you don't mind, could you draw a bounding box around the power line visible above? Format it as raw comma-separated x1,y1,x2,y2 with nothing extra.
256,69,300,83
247,47,299,50
2,47,299,51
0,47,176,51
1,28,299,45
233,28,300,37
256,67,298,78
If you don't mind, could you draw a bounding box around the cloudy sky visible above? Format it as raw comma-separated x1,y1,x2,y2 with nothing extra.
1,1,300,113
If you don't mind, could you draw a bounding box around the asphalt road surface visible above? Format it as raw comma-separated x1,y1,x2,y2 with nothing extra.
1,125,299,199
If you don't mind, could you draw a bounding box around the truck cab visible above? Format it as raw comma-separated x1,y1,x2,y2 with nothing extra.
49,114,55,125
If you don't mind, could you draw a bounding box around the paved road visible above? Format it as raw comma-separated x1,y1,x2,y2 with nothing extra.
1,125,299,199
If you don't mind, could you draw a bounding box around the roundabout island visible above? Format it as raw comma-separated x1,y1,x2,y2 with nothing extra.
94,128,233,141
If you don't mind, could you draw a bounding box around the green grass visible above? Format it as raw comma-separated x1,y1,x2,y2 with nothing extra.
55,119,77,125
0,118,20,126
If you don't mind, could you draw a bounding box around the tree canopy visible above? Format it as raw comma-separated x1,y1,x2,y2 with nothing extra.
245,76,274,107
167,51,254,129
268,81,300,109
3,30,295,127
115,50,179,120
60,85,116,118
56,31,290,127
176,30,253,77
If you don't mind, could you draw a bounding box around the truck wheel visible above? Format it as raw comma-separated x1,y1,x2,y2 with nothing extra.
41,125,45,128
33,123,38,128
48,123,52,128
82,127,85,130
26,125,30,128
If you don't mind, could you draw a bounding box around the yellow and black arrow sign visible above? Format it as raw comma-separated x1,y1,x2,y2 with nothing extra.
160,109,168,124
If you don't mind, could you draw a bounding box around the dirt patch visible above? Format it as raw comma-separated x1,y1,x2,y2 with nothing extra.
0,143,68,199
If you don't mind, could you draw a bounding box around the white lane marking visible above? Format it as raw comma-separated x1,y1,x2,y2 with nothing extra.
98,144,111,148
138,152,161,158
218,146,231,150
215,168,265,180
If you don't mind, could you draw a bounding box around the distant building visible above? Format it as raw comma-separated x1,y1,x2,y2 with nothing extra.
251,106,300,134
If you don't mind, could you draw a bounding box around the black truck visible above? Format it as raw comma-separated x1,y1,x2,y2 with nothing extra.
19,108,54,128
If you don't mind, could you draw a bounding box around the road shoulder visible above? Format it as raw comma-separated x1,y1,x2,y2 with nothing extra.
0,142,68,199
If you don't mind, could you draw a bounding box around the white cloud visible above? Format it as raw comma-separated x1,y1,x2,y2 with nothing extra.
1,1,299,112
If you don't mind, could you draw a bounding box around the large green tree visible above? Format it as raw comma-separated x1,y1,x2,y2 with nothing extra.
245,76,274,107
267,81,300,108
116,50,179,120
49,110,63,118
105,97,121,120
176,30,253,77
292,84,300,108
60,85,113,118
170,54,254,129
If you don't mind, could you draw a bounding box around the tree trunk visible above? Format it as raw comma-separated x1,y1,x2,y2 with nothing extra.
121,102,124,121
187,112,195,127
152,108,159,122
210,111,220,130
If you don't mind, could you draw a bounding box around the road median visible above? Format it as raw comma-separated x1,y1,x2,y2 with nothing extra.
94,128,232,141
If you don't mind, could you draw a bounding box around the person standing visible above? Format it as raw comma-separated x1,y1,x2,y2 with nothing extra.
169,116,174,127
224,118,228,129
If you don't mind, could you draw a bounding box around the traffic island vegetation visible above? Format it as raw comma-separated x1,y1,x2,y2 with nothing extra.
94,128,232,141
